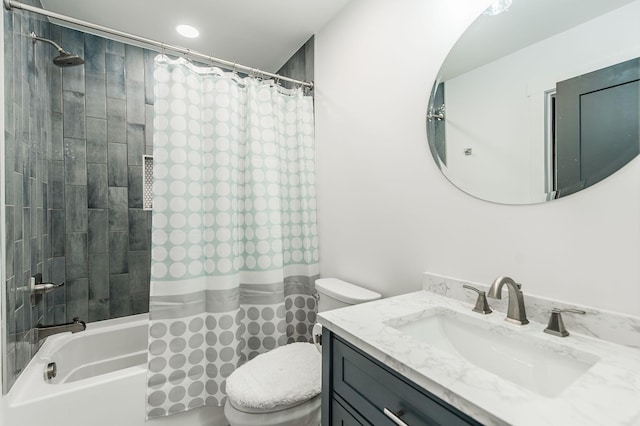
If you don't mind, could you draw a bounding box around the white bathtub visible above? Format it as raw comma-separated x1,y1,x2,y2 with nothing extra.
2,314,226,426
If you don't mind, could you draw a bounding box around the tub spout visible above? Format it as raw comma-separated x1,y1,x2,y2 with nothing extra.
34,317,86,343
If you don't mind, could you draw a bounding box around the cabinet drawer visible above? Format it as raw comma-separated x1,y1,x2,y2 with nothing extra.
331,395,373,426
331,335,480,426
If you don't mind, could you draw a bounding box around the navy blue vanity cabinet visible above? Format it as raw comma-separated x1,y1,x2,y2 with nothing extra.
321,328,482,426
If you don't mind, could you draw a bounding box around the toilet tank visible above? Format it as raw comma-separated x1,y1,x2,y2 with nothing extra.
315,278,381,312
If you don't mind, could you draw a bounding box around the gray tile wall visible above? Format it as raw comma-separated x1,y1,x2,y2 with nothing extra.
3,10,155,392
277,36,314,92
47,27,155,324
3,3,55,393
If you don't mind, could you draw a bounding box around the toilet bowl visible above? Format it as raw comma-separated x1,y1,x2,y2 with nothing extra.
224,278,381,426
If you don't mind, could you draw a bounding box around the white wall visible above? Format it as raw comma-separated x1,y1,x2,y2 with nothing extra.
444,2,640,204
314,0,640,317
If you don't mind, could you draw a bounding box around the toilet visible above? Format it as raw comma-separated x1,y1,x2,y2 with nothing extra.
223,278,381,426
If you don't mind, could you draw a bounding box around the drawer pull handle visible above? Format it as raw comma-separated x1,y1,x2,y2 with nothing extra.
383,408,409,426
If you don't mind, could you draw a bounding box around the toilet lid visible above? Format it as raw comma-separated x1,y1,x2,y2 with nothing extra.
226,342,321,413
315,278,382,304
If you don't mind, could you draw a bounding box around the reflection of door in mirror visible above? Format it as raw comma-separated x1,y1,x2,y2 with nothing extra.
554,58,639,198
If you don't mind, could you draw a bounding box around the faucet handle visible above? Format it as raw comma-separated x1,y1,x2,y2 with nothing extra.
33,281,64,295
544,307,586,337
29,274,65,303
462,285,492,315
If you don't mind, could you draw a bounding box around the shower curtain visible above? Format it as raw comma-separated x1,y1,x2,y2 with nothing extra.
145,56,319,419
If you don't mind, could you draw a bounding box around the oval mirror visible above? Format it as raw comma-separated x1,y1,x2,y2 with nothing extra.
427,0,640,204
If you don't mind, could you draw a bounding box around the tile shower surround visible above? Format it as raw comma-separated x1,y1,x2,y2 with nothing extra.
3,5,154,390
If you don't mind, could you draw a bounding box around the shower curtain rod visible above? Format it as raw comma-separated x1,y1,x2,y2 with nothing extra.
3,0,314,89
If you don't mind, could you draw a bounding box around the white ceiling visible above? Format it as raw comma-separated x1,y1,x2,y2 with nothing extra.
440,0,638,80
39,0,352,72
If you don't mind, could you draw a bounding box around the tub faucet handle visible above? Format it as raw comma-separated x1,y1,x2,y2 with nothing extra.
30,273,64,303
462,285,492,314
33,281,64,294
544,308,586,337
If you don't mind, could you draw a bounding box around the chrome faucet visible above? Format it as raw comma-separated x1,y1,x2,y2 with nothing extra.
34,317,86,343
486,276,529,325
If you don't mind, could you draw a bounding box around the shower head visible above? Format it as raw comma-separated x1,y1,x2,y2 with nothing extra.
30,32,85,67
53,51,85,67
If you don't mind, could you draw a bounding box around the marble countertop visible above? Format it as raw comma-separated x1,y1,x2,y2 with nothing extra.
317,290,640,426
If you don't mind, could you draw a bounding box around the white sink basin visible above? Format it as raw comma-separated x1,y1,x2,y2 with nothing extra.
385,308,599,398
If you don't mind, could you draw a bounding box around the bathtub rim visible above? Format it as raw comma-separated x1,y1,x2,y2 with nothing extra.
36,313,149,359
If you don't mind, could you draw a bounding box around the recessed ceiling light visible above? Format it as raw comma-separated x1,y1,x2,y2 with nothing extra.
482,0,512,16
176,24,199,38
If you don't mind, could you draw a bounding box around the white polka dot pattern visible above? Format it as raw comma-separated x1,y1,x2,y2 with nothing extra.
146,56,319,419
151,58,317,282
